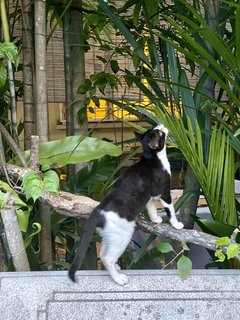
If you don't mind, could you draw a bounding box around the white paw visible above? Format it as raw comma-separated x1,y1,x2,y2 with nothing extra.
170,219,184,230
115,264,121,271
151,216,163,224
113,273,129,286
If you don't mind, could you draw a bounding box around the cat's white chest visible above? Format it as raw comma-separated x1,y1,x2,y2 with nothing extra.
157,147,171,174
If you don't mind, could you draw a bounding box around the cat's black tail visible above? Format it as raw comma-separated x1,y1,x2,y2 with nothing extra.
68,207,102,282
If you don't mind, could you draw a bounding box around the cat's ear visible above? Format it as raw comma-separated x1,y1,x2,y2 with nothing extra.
134,131,144,140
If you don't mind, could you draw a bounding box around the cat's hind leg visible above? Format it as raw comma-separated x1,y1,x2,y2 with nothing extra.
99,210,135,285
146,198,162,223
160,197,184,229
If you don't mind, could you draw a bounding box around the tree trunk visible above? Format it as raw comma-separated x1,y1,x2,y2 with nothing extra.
63,0,87,175
21,0,35,150
178,166,200,229
63,4,74,137
34,0,49,142
1,193,30,271
71,0,87,138
34,0,52,267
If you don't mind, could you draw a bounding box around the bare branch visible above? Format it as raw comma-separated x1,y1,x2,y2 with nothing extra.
0,123,27,167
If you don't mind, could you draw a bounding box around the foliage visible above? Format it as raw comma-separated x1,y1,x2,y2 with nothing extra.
0,180,32,232
12,135,122,170
64,155,116,198
215,236,240,262
22,170,60,202
177,255,192,281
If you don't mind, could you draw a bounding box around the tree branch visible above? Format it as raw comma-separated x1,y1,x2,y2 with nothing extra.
0,123,27,167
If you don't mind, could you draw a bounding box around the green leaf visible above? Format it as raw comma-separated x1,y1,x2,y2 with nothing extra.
0,62,7,87
227,244,239,260
215,249,226,262
131,234,157,265
133,1,142,27
0,180,28,209
177,255,192,281
53,260,70,269
174,191,196,212
16,209,31,232
24,223,42,248
13,136,122,169
43,170,59,195
98,0,150,66
156,242,174,253
65,155,116,195
0,42,19,68
92,95,100,107
183,244,190,251
215,236,230,246
77,106,87,125
110,60,119,73
144,0,159,26
77,79,92,94
22,171,43,202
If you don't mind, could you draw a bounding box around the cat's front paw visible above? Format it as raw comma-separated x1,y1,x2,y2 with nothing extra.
113,273,129,286
170,219,184,230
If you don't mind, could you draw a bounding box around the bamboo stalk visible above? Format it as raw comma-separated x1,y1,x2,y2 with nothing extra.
0,0,18,144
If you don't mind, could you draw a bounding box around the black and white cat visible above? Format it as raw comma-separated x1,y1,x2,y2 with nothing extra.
69,125,184,285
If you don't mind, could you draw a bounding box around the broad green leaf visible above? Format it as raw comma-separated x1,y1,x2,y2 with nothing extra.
192,217,237,240
43,170,60,195
13,135,122,169
156,242,174,253
227,244,239,260
0,42,19,68
0,180,28,209
177,255,192,281
22,171,43,202
215,236,230,246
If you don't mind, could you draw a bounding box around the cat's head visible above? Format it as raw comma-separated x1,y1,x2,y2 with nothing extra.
135,125,168,154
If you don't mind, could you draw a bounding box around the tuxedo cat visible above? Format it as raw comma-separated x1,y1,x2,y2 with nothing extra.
68,125,184,285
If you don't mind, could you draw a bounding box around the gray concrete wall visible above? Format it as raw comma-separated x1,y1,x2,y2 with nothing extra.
1,270,240,320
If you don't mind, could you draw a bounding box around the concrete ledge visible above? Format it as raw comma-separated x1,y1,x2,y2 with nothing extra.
1,270,240,319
